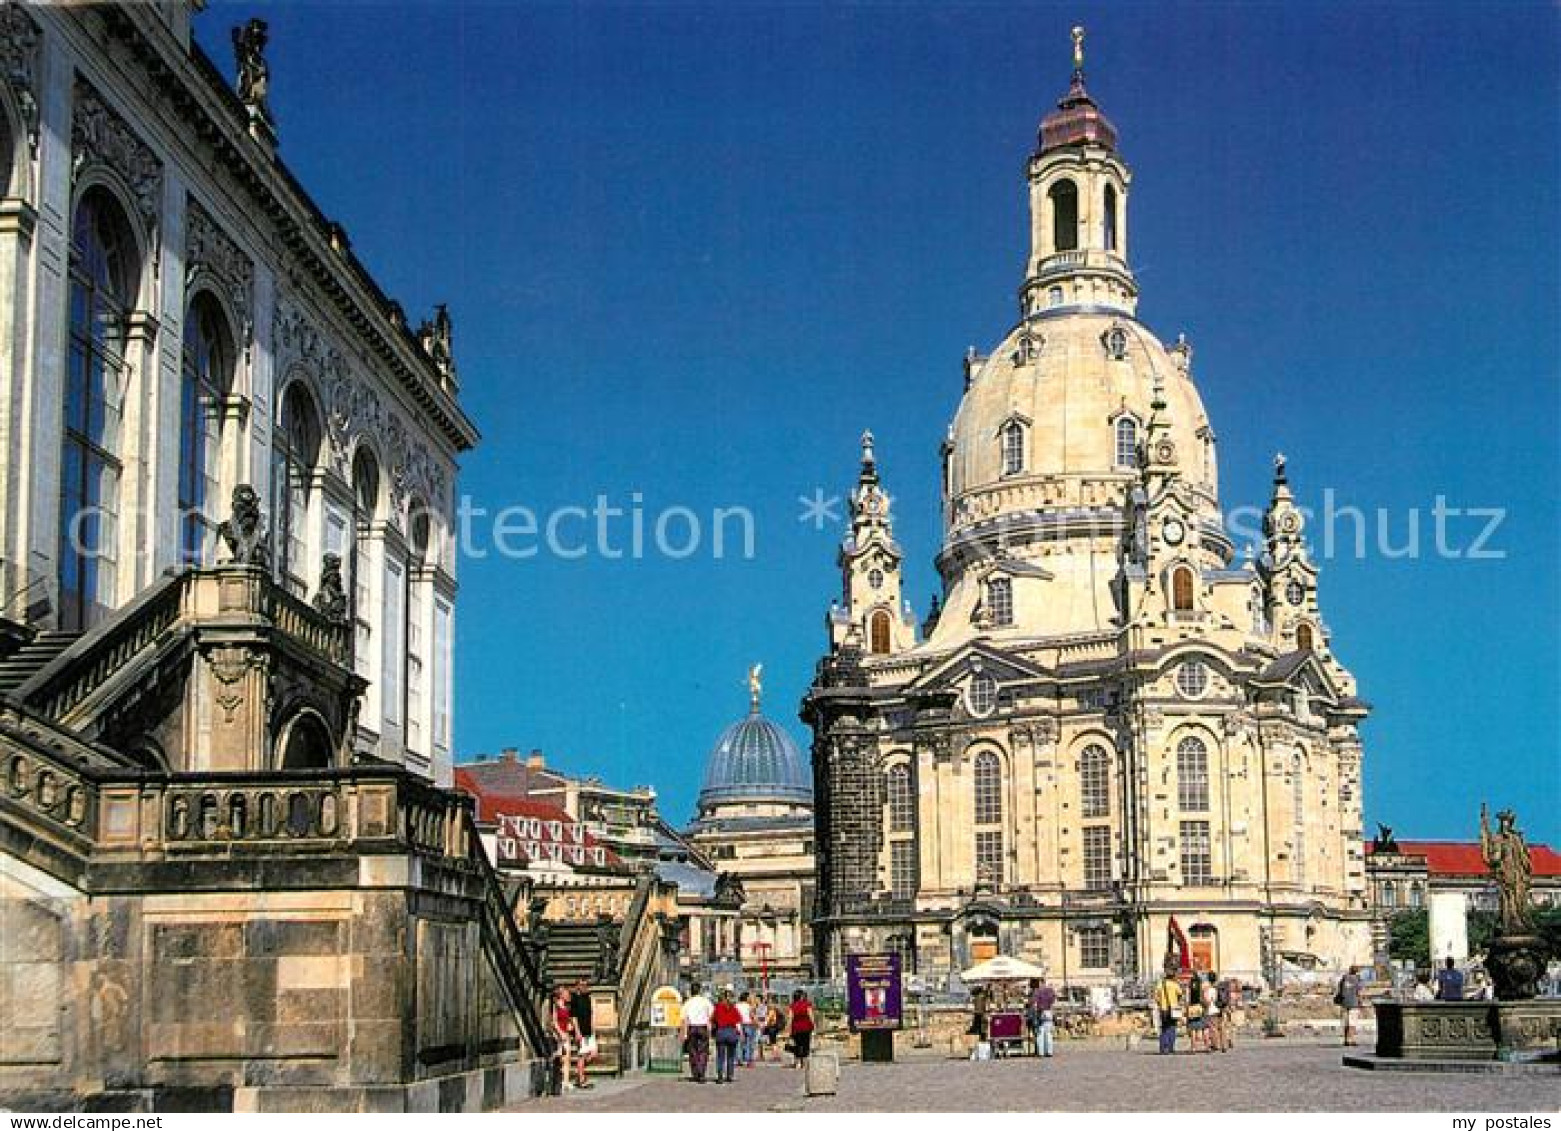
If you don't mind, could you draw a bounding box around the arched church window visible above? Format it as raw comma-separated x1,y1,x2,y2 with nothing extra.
60,187,138,630
1171,566,1196,611
1114,417,1138,469
974,752,1002,823
179,292,235,565
869,608,892,655
1104,184,1119,251
886,764,914,832
272,382,322,594
986,577,1013,626
1049,179,1079,252
1000,419,1025,477
1080,743,1110,819
1176,735,1210,811
1296,623,1314,652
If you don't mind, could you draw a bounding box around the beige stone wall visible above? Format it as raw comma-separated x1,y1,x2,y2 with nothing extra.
0,858,529,1111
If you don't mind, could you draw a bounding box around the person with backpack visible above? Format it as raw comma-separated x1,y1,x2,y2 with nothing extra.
1200,972,1222,1054
1213,975,1236,1051
1334,965,1363,1047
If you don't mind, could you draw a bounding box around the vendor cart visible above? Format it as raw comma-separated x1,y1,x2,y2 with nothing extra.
988,1009,1027,1057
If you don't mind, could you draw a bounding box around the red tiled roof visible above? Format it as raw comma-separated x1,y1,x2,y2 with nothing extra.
454,770,624,871
1366,840,1561,877
453,759,565,800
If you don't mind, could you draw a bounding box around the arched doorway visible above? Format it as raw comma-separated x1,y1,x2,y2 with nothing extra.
277,711,333,770
1188,923,1219,973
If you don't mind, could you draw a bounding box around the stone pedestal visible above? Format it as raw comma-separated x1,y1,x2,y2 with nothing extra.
1486,934,1548,1001
1373,1001,1561,1064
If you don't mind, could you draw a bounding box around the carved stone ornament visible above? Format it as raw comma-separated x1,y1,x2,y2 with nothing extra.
0,2,41,154
72,80,163,237
207,645,267,724
185,198,255,345
273,299,449,518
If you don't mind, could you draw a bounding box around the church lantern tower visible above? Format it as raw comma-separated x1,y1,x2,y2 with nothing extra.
1021,27,1138,319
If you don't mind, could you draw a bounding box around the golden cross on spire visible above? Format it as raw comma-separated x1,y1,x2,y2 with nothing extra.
1072,26,1085,74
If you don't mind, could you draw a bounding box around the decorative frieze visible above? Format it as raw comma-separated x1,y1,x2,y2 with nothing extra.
274,298,449,518
186,198,255,345
71,78,163,238
0,2,41,155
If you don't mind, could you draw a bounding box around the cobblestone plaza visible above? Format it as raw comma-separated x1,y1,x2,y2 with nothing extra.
526,1043,1557,1113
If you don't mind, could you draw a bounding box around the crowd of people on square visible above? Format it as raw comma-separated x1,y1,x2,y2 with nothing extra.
1152,969,1239,1054
679,984,816,1084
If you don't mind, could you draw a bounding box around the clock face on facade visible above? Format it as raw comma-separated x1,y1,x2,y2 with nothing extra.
1286,579,1305,606
1279,511,1301,534
1162,519,1185,546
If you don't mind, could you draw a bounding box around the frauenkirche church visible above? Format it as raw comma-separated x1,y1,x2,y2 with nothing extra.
804,32,1374,983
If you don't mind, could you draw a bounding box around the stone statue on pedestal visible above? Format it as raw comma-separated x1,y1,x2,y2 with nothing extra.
217,485,270,568
313,553,349,623
1479,803,1546,1001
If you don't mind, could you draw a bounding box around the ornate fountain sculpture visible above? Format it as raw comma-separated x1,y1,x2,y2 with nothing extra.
1479,804,1546,1001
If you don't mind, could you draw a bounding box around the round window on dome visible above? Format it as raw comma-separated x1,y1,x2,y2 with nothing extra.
1176,661,1209,700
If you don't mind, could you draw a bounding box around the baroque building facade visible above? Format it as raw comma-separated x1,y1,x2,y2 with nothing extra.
804,39,1373,984
0,5,551,1111
0,0,468,785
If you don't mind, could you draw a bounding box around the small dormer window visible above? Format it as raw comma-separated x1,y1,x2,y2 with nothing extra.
1103,325,1128,360
987,576,1013,626
1001,419,1025,477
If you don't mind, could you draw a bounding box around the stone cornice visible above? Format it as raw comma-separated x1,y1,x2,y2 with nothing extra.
90,5,479,453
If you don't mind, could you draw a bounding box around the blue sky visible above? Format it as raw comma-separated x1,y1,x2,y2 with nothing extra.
201,1,1558,839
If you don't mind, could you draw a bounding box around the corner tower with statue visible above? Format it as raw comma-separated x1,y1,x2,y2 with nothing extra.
804,32,1373,983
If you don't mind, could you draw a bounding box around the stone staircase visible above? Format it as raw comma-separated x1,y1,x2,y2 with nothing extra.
542,920,605,988
0,630,80,693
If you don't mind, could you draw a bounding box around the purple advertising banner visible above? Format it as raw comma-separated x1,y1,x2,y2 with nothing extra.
846,952,903,1032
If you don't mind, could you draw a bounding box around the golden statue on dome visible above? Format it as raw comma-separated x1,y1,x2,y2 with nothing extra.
1072,26,1085,74
748,663,764,713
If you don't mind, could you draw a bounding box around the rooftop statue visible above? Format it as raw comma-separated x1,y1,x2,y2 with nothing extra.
231,19,272,123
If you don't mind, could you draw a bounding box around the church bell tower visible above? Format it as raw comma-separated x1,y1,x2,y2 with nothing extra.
1022,27,1138,318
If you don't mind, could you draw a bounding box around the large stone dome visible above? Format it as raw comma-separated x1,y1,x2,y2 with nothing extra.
946,310,1218,517
697,711,813,813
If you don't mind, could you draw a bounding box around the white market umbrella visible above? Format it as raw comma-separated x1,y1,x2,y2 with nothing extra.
960,955,1048,983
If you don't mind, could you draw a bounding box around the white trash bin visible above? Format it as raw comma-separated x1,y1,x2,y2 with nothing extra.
804,1051,840,1097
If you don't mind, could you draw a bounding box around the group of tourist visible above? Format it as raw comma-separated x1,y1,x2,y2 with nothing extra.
1340,958,1492,1045
1153,970,1238,1054
548,977,600,1094
680,984,815,1083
